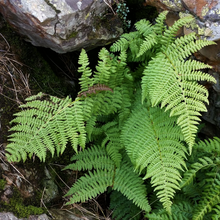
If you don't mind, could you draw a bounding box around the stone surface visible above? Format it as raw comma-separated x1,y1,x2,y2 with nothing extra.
0,213,49,220
0,0,123,53
0,210,96,220
145,0,220,41
145,0,183,11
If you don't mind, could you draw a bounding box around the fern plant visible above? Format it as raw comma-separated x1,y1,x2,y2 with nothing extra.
6,11,219,219
146,138,220,220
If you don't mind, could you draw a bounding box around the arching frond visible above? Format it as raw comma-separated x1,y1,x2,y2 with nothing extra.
113,156,151,212
142,33,216,152
65,169,114,204
192,172,220,220
6,95,86,162
180,157,216,188
160,15,194,49
121,104,186,212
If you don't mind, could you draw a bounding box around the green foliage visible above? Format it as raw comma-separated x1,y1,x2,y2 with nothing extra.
64,147,150,212
6,94,86,161
6,11,219,219
110,190,142,220
115,1,131,30
0,179,6,191
181,138,220,220
121,102,186,212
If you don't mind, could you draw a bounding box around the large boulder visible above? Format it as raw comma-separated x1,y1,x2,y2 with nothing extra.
0,0,123,53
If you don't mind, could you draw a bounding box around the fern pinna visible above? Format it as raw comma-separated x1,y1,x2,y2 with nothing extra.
6,11,218,219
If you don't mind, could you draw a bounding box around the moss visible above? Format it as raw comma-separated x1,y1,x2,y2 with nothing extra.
0,179,6,191
0,188,46,218
66,31,78,40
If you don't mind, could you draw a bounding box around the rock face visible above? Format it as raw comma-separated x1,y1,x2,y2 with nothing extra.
0,0,123,53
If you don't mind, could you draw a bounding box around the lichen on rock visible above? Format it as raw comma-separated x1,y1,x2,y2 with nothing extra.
0,0,123,53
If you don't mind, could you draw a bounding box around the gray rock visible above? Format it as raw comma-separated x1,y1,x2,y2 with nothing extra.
0,0,123,53
42,167,59,203
0,212,49,220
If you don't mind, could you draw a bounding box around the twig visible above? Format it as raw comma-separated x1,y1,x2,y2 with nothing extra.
103,0,116,15
41,187,54,219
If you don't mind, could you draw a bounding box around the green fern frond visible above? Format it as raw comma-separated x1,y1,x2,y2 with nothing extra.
160,15,194,48
110,33,131,52
121,104,186,212
65,169,114,204
65,147,150,212
80,88,122,117
153,11,168,36
113,156,151,212
142,32,216,152
135,19,153,36
78,49,94,92
85,115,97,141
111,31,149,62
64,146,115,171
117,82,134,126
6,95,86,162
167,34,216,61
180,138,220,220
137,33,157,58
180,157,216,188
146,199,193,220
64,147,115,204
93,48,112,85
211,204,220,219
194,137,220,156
192,172,220,220
110,191,142,220
108,51,130,88
101,122,123,167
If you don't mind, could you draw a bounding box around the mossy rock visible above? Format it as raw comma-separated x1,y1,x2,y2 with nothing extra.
0,188,46,218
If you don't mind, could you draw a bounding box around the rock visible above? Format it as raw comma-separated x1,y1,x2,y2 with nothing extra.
144,0,183,12
42,167,59,203
0,0,123,53
0,212,49,220
49,209,95,220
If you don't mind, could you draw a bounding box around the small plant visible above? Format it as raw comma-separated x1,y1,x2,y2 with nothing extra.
5,11,220,219
116,1,131,29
